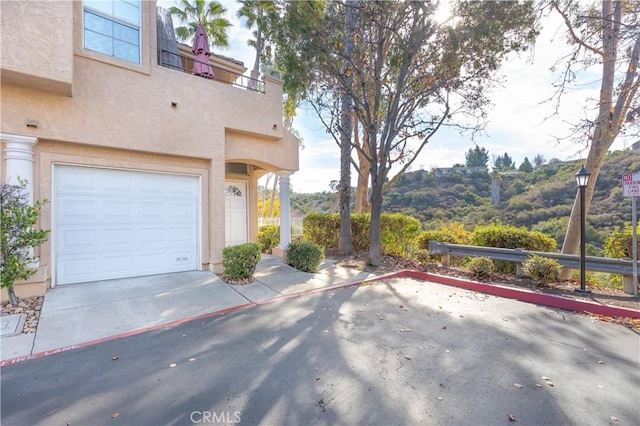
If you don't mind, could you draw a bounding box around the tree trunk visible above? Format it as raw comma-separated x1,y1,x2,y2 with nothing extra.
367,180,383,266
560,1,640,278
8,285,18,306
354,122,370,213
338,0,355,255
268,175,278,217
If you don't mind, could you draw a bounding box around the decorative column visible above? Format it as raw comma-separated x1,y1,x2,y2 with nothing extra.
276,171,294,252
1,133,38,203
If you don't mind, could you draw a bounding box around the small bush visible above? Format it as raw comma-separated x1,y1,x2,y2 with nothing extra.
257,225,280,254
605,224,639,259
412,249,439,266
287,241,324,273
522,255,561,285
471,224,557,273
468,257,495,280
222,243,261,283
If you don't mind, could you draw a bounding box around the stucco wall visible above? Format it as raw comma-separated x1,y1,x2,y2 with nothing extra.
0,1,73,96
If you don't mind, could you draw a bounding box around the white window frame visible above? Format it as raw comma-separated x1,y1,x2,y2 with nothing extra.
83,0,141,64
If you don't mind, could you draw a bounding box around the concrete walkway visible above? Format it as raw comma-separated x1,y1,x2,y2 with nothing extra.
1,255,372,363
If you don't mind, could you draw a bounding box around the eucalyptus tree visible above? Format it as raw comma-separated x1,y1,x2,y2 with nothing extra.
169,0,232,48
274,0,539,265
542,1,640,272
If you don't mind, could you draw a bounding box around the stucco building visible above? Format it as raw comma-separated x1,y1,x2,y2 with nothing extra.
1,1,299,299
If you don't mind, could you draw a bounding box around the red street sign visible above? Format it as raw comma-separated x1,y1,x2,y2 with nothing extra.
622,172,640,197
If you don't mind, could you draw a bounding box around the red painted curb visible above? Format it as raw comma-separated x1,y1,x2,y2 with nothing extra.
401,270,640,319
0,302,257,368
3,270,636,367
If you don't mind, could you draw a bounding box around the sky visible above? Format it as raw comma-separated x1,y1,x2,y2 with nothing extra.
159,0,637,194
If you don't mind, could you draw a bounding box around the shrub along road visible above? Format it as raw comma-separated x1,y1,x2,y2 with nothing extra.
1,278,638,425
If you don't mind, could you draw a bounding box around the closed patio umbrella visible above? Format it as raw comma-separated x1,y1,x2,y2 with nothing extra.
191,24,214,78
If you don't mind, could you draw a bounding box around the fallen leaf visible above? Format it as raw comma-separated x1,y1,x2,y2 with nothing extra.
188,358,196,362
541,376,550,381
399,305,404,309
111,413,119,418
437,397,443,401
610,416,618,422
535,384,542,388
508,414,516,421
169,363,176,368
112,356,119,360
598,360,605,365
546,381,554,387
442,326,447,330
404,355,412,360
514,383,523,389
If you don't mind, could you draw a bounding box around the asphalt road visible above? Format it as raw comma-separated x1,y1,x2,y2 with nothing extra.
1,278,639,426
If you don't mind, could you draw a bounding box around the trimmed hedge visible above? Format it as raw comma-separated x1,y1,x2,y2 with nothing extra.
287,241,324,272
303,212,420,256
222,243,261,282
605,224,639,259
257,225,280,254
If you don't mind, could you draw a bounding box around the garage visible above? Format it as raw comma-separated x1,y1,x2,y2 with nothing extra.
55,165,200,285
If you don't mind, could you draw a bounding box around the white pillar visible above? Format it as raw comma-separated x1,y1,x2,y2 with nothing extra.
1,133,38,204
277,171,294,251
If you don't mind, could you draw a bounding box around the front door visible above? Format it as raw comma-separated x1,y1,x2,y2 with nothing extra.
225,180,248,247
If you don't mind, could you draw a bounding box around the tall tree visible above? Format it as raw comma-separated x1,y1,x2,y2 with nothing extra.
519,157,534,172
337,0,356,255
237,0,277,88
274,0,538,265
465,144,490,168
546,1,640,274
169,0,232,48
533,153,546,168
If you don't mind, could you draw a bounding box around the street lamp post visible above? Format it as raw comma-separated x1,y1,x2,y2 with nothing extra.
575,165,591,294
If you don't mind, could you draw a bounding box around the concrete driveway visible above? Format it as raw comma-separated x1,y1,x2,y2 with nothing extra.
1,277,638,425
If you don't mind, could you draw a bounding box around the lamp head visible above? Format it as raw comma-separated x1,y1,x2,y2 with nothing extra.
575,165,590,188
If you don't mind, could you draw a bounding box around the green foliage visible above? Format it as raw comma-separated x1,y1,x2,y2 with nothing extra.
257,225,280,254
416,223,471,250
468,257,495,280
304,212,419,256
519,157,533,173
604,224,639,259
471,223,556,273
286,241,324,273
169,0,232,47
380,213,421,257
521,255,560,285
412,249,438,266
465,145,489,168
1,182,50,296
222,243,261,282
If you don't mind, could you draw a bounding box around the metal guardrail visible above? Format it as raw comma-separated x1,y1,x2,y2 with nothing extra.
159,50,264,93
428,241,637,276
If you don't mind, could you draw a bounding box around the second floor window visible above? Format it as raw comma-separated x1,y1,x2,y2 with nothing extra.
83,0,141,64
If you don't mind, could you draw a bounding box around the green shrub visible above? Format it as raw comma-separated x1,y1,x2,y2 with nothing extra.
257,225,280,254
415,222,471,250
1,181,50,305
286,241,324,273
522,255,560,285
468,257,495,280
380,213,421,257
303,212,419,256
412,249,438,266
605,224,639,259
222,243,261,282
471,224,557,273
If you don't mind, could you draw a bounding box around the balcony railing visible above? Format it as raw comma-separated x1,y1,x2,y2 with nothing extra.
160,50,264,94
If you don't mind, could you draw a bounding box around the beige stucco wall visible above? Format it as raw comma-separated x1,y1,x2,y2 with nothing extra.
1,1,299,298
0,1,73,96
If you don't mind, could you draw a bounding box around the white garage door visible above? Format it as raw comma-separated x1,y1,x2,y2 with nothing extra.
55,165,200,285
225,180,248,247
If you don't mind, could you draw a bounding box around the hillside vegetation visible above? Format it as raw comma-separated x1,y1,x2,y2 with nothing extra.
292,150,639,254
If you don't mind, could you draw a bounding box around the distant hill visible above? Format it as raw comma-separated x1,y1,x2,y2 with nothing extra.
291,149,640,253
